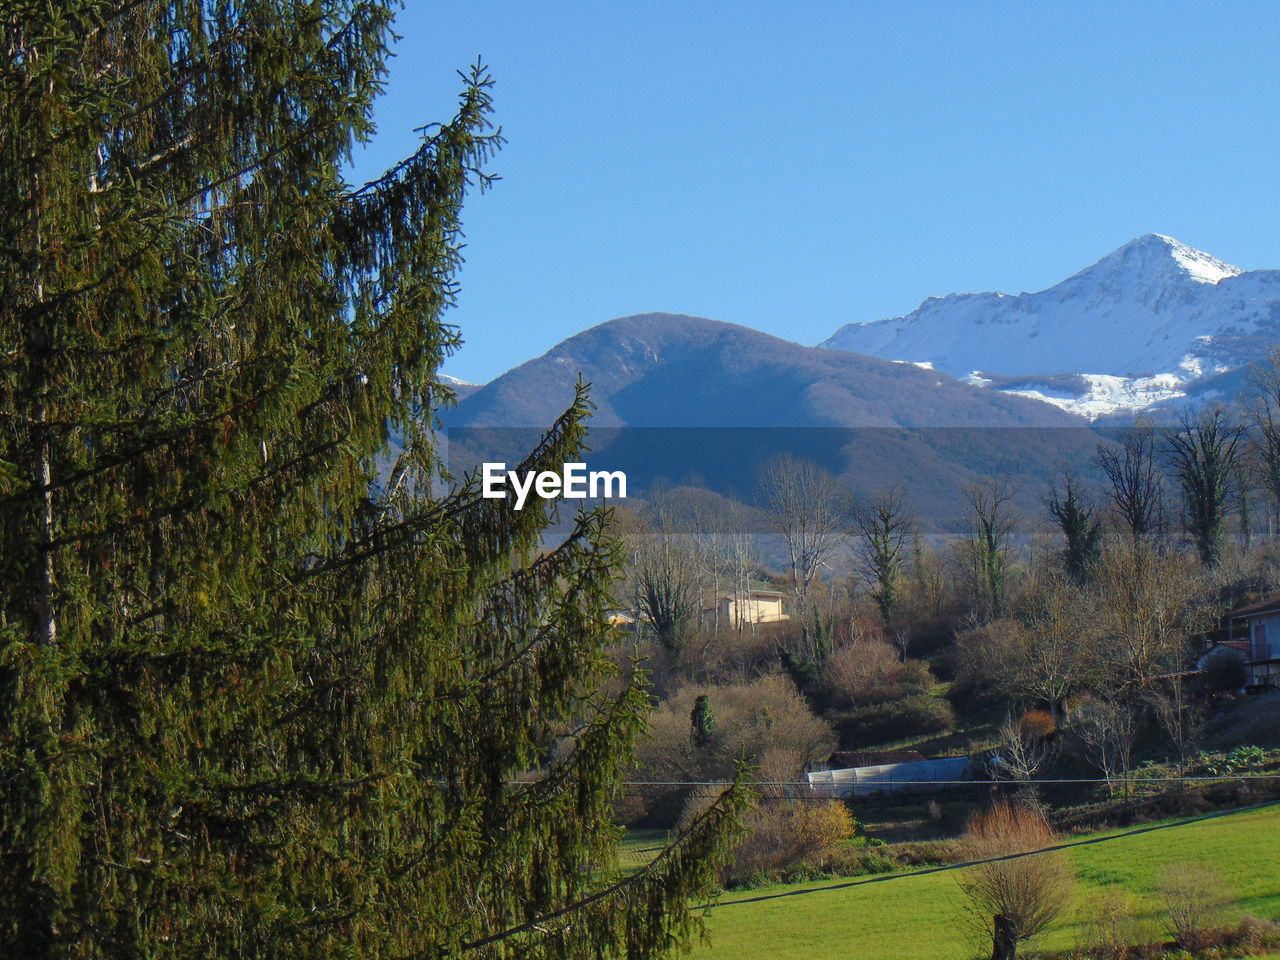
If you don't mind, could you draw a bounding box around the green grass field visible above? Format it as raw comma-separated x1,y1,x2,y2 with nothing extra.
685,803,1280,960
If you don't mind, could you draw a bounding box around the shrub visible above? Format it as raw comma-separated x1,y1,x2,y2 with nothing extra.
1159,861,1232,953
1228,914,1280,953
625,673,835,826
1200,646,1249,695
834,693,955,747
949,619,1028,704
957,801,1074,960
822,640,934,709
723,800,854,886
1076,888,1147,960
1019,708,1057,740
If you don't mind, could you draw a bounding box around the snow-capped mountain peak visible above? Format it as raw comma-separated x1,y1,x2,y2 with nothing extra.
1058,233,1241,290
820,235,1279,420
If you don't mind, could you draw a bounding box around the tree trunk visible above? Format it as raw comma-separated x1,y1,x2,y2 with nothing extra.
991,914,1018,960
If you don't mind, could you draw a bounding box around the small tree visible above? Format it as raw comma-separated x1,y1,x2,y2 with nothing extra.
851,486,914,625
1145,676,1205,780
957,802,1074,960
962,478,1020,620
1160,861,1232,953
1097,422,1164,543
995,714,1054,811
1166,407,1244,567
758,455,849,659
691,694,717,749
1070,695,1141,797
1047,473,1101,582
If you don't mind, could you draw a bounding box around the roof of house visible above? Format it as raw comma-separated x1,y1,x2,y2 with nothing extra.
827,749,927,768
706,589,785,601
1231,595,1280,619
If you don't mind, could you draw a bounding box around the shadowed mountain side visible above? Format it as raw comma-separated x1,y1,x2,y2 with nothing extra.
441,315,1109,528
443,313,1089,429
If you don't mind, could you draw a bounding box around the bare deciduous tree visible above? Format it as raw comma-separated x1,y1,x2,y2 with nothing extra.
1091,541,1203,691
757,455,849,658
1166,407,1244,567
851,486,915,627
1097,421,1164,543
994,715,1055,812
1015,572,1094,716
957,802,1074,960
1144,676,1204,781
1070,694,1140,797
962,478,1020,621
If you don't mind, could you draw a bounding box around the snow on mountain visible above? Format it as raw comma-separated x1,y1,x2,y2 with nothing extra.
820,234,1280,418
438,373,482,401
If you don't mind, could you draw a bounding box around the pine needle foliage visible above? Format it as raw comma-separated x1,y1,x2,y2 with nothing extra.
0,4,747,958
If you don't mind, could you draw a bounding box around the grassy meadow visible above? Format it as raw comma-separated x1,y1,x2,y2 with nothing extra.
673,803,1280,960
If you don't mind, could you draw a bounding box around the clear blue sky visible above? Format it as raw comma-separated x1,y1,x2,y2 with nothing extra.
346,1,1280,385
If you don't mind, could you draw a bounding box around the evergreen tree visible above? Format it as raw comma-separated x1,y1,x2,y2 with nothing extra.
1046,474,1101,583
0,5,745,958
850,487,913,625
690,694,716,750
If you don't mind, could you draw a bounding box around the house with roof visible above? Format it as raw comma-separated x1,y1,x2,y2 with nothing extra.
700,588,788,630
1213,595,1280,689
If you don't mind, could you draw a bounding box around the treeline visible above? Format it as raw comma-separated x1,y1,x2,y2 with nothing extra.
615,359,1280,845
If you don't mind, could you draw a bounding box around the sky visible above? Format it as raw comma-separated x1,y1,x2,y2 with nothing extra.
346,2,1280,385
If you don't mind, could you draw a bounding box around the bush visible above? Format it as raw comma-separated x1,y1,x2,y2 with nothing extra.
825,844,898,877
822,641,934,709
949,619,1028,705
1159,861,1232,953
624,673,835,826
833,693,955,747
1019,708,1058,740
1075,888,1148,960
958,802,1074,960
723,800,854,886
1227,914,1280,953
1200,646,1249,695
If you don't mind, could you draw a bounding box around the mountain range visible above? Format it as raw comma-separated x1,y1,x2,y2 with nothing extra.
821,233,1280,419
439,314,1096,524
436,235,1280,521
444,312,1081,429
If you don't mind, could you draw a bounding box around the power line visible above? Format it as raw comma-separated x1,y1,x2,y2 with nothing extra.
615,774,1280,787
694,799,1280,909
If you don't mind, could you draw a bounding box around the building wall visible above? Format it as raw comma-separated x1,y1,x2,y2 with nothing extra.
701,594,788,629
1245,613,1280,686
